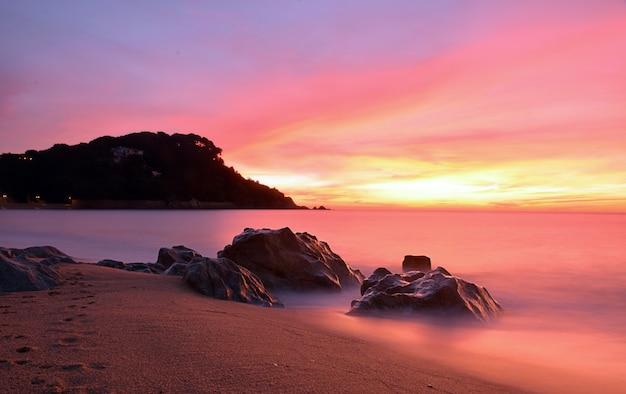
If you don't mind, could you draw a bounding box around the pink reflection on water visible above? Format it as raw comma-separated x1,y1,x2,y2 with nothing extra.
299,303,626,393
2,209,625,392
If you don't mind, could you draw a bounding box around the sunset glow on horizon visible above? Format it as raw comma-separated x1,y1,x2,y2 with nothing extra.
2,1,625,212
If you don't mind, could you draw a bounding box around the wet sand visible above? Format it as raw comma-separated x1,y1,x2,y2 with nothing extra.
0,263,524,393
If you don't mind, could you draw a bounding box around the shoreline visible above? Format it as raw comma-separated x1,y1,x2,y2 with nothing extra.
1,201,310,210
0,263,524,393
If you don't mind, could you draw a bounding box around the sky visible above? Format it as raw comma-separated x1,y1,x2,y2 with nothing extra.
1,0,626,212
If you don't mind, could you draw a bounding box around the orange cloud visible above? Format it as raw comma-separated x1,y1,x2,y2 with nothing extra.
223,11,626,211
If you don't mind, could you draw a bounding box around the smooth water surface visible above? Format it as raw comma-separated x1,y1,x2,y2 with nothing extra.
2,209,625,392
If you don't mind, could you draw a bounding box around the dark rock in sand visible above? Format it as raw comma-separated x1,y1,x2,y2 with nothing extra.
402,255,431,272
124,262,165,274
0,246,72,291
96,259,126,269
96,259,164,273
163,262,189,276
218,227,364,291
349,266,501,322
183,257,282,307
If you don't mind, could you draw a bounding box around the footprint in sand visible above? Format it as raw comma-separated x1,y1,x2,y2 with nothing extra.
61,363,87,371
60,362,107,371
0,305,16,315
58,336,80,346
34,362,106,393
42,378,66,393
16,346,34,353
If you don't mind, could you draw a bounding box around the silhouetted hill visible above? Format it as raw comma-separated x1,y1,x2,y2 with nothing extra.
0,132,304,209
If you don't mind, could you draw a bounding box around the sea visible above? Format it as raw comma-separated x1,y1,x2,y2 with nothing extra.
2,209,625,393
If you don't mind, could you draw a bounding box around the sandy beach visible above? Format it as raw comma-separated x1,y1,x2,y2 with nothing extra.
0,263,524,393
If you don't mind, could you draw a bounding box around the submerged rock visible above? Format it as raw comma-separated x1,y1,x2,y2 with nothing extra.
349,267,501,322
218,227,364,291
0,246,73,291
183,257,282,307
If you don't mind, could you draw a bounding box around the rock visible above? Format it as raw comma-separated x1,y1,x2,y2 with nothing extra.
96,259,126,269
402,255,431,272
183,257,282,307
360,267,393,295
94,246,200,276
349,267,501,322
124,262,164,274
0,246,72,291
156,245,200,269
163,262,188,276
218,227,363,291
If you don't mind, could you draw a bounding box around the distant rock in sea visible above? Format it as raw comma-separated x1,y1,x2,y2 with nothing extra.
349,266,501,322
0,246,74,291
402,255,432,272
218,227,364,291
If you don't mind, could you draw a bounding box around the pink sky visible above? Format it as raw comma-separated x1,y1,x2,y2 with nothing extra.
2,1,625,211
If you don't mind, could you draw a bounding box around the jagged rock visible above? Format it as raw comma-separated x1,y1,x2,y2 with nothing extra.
402,255,431,272
218,227,363,291
0,246,72,291
349,267,501,322
96,259,126,269
156,245,200,269
156,245,200,276
360,267,404,295
183,257,282,307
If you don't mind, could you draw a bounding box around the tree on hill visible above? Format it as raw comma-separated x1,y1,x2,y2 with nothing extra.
0,132,303,209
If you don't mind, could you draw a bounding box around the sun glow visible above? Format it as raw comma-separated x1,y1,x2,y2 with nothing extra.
357,178,500,203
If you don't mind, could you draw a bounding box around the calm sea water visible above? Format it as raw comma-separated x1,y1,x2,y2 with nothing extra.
2,209,625,392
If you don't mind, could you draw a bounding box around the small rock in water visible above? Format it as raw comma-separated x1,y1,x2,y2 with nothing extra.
402,255,431,272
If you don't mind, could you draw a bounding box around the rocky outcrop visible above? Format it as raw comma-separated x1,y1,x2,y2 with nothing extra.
156,245,200,269
96,259,165,274
349,267,501,322
0,246,73,291
183,257,282,307
402,255,431,272
96,246,202,274
218,227,364,291
94,245,283,307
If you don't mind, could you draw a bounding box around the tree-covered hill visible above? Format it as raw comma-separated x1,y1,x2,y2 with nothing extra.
0,132,304,209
